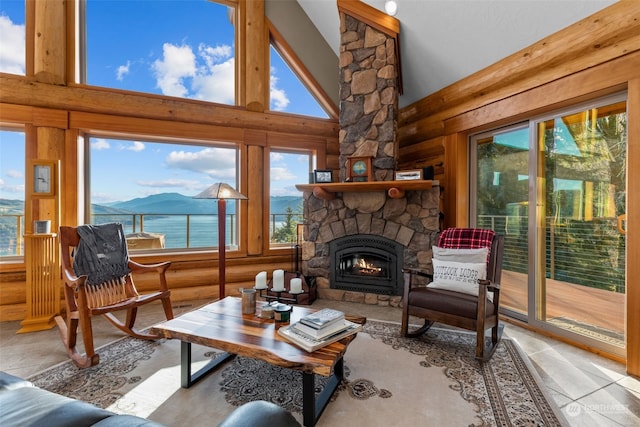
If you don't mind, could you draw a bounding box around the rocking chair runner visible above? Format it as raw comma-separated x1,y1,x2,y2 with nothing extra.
401,228,504,360
55,224,174,368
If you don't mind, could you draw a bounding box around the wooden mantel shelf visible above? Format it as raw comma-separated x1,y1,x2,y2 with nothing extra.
295,180,439,200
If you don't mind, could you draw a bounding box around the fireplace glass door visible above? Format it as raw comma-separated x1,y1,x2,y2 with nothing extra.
330,235,403,295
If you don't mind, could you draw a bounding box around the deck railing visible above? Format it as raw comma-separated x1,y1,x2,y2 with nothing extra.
0,212,304,256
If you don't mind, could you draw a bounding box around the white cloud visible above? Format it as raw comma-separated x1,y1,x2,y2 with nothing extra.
165,147,236,180
151,41,235,104
270,68,289,111
0,15,25,74
0,177,25,195
91,139,110,150
270,167,296,181
127,141,145,152
6,169,23,178
116,61,131,81
270,152,284,162
152,43,197,97
199,44,232,68
191,58,235,104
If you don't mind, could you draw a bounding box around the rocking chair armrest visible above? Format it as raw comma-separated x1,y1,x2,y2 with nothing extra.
128,260,171,274
61,266,87,288
478,279,500,292
402,267,433,280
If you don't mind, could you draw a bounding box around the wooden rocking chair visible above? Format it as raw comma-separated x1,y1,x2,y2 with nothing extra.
55,223,174,368
401,228,504,360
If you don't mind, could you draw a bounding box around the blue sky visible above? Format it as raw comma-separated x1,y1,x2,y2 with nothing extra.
0,0,324,202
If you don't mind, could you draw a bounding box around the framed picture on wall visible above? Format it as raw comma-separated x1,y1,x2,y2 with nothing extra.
394,169,423,181
314,169,333,183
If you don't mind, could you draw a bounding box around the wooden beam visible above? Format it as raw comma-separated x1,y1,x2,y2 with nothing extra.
243,0,268,112
0,103,67,129
337,0,400,36
247,143,265,256
34,0,66,84
0,76,339,138
626,77,639,377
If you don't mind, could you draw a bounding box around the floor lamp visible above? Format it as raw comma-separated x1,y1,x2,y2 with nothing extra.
193,183,247,299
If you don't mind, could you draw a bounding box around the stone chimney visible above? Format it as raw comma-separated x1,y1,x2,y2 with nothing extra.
299,4,439,307
339,12,399,182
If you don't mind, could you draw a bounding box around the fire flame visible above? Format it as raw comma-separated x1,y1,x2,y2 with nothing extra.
354,258,382,275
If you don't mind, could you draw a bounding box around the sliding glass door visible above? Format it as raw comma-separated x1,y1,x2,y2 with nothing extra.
472,94,627,355
472,125,530,318
535,98,626,352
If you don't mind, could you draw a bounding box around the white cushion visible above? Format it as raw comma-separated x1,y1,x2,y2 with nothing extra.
428,258,492,301
432,246,489,263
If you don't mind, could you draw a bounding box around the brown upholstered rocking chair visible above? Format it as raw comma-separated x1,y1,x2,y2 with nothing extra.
55,223,174,368
401,228,504,360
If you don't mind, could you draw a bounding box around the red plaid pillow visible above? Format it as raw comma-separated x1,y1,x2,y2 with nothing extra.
437,228,495,261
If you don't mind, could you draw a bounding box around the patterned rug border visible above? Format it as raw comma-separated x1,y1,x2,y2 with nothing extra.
361,320,568,427
27,319,567,427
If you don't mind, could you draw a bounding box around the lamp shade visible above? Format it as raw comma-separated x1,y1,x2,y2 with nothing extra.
193,183,247,200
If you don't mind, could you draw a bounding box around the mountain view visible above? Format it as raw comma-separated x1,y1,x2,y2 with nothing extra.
0,193,303,256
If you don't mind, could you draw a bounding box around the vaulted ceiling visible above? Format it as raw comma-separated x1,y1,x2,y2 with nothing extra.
268,0,617,110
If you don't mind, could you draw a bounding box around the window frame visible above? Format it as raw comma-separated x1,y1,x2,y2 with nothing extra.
83,128,244,255
76,0,239,107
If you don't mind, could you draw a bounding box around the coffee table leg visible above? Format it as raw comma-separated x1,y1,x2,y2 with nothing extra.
181,341,235,388
302,357,344,427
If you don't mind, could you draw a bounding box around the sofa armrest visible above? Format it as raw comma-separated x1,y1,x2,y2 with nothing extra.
0,371,35,392
218,400,301,427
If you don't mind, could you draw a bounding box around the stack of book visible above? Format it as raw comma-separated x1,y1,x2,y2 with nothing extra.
278,308,363,352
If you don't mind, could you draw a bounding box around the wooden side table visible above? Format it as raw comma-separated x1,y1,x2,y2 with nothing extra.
17,233,61,333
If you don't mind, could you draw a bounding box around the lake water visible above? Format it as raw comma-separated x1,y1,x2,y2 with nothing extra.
100,214,293,249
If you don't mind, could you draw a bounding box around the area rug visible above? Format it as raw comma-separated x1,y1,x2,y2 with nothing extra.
28,320,566,426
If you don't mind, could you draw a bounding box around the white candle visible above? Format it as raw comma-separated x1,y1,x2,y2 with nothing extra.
290,278,302,293
272,269,285,291
255,271,267,289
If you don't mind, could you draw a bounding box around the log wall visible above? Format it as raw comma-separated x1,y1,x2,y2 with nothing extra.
396,1,640,376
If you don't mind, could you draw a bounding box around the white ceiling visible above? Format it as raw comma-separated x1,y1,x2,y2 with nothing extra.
298,0,617,108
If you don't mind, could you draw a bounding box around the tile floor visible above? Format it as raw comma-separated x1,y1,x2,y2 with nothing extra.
1,298,638,426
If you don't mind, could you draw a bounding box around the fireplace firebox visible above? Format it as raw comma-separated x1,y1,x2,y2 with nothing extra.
330,235,403,295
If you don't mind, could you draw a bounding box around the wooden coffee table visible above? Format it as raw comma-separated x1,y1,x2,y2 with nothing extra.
149,297,365,427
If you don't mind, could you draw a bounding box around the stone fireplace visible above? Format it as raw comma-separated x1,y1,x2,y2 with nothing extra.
297,7,440,307
299,185,439,306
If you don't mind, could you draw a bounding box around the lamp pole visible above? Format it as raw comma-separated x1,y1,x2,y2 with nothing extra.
193,183,247,300
218,198,227,298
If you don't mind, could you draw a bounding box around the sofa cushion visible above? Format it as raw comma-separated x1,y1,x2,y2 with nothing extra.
92,414,166,427
408,287,496,319
0,386,114,427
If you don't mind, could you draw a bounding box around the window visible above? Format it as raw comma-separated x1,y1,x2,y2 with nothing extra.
0,128,26,257
89,135,239,252
269,45,328,118
0,0,26,75
269,150,311,246
84,0,236,105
